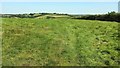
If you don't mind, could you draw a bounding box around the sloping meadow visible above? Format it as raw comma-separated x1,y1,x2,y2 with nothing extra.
2,18,119,66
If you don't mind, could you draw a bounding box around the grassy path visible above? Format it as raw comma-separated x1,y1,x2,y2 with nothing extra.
2,18,119,66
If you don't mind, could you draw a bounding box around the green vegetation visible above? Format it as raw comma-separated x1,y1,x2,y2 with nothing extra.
78,12,120,22
1,12,120,22
2,18,119,66
1,13,70,19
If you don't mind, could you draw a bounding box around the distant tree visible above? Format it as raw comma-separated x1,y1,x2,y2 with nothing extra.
29,13,34,16
78,11,120,22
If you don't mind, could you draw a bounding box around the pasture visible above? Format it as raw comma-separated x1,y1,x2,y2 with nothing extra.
2,18,119,66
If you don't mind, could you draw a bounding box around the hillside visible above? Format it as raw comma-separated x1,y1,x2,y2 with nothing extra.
2,18,119,66
1,12,120,22
0,13,71,19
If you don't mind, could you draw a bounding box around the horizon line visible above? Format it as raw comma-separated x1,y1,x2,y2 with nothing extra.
1,12,117,15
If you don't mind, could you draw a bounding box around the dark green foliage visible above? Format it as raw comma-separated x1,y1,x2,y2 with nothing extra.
78,12,120,22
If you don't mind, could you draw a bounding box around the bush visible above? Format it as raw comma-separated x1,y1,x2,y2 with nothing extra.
79,12,120,22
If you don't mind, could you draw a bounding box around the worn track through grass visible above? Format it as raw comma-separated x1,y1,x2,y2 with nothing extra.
2,18,119,66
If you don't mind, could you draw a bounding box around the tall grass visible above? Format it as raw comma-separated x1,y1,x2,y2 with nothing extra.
2,18,119,66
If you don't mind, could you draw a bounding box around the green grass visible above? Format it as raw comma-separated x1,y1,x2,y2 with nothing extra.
2,18,119,66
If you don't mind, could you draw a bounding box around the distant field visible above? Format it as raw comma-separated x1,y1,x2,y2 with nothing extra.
2,18,119,66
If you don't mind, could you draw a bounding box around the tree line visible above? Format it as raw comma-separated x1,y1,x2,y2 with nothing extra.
1,12,120,22
1,13,68,18
74,12,120,22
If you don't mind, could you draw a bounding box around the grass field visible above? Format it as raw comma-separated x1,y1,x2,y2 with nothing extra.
2,18,119,66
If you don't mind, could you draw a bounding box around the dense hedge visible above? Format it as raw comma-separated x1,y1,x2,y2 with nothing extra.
76,12,120,22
